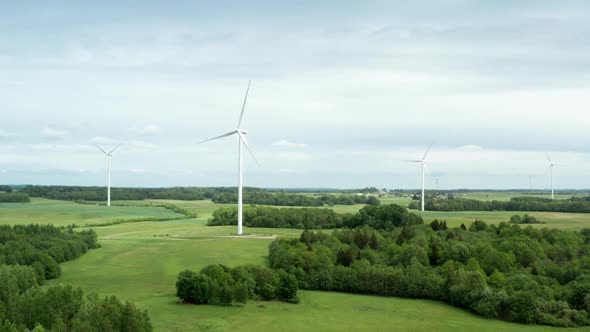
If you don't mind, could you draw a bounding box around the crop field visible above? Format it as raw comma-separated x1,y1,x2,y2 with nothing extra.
1,197,589,331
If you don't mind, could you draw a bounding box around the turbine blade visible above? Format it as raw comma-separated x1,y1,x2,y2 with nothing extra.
95,145,108,155
199,131,237,144
422,143,433,161
237,80,251,128
423,162,430,175
404,160,422,163
108,144,122,155
238,132,260,166
546,152,553,164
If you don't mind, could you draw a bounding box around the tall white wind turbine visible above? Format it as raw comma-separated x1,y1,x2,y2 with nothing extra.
200,81,259,236
407,144,432,212
545,152,565,200
96,144,121,207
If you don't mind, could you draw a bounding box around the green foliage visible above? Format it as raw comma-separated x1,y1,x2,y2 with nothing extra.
509,214,544,224
209,204,422,230
413,195,590,213
175,264,298,306
0,266,152,331
0,186,13,193
277,270,299,301
268,222,590,327
0,225,98,281
0,193,29,203
21,185,211,201
213,191,380,207
176,270,211,304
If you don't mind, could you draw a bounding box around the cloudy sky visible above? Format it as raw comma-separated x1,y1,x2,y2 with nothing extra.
1,1,589,189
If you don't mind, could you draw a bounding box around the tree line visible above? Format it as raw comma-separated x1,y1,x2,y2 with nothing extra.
410,196,590,213
211,192,380,206
176,264,298,306
0,185,13,193
0,193,30,203
20,185,381,207
208,204,423,230
268,218,590,327
21,185,211,201
20,185,269,201
0,224,98,282
0,265,152,331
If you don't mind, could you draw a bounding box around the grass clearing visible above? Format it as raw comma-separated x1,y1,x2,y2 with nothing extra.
0,198,184,227
415,210,590,230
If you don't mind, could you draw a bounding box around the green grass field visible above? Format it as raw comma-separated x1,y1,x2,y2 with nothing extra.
457,191,576,201
0,198,184,227
416,210,590,230
3,197,590,331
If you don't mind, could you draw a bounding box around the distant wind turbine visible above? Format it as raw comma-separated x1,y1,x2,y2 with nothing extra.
96,144,121,207
545,152,565,200
407,144,432,212
200,81,259,236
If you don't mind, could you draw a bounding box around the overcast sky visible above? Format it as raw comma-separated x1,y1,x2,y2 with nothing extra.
1,1,590,189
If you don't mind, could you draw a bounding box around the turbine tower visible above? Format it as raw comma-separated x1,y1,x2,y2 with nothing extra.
96,144,121,207
200,81,259,236
407,144,432,212
545,152,564,200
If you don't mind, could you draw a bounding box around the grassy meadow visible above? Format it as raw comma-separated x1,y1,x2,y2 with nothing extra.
0,197,184,227
2,195,590,331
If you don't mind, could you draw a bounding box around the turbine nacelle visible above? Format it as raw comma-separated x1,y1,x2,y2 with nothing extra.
96,144,122,157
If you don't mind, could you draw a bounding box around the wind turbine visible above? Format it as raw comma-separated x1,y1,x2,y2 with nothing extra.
545,152,565,200
96,144,121,207
200,81,259,236
407,144,432,212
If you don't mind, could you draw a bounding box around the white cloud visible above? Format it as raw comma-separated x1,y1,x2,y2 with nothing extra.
271,139,308,148
90,136,117,145
41,127,67,140
0,129,15,138
128,124,161,136
126,140,156,150
459,145,484,151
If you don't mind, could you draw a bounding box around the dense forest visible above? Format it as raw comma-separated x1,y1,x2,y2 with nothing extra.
0,225,98,282
0,265,152,331
176,264,298,306
268,219,590,327
212,192,380,206
410,196,590,213
21,185,212,201
0,193,30,203
208,204,423,230
0,185,13,192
